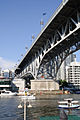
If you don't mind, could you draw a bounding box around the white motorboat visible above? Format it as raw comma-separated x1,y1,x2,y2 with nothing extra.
20,90,36,100
0,90,17,96
58,98,80,109
58,104,80,109
21,95,35,100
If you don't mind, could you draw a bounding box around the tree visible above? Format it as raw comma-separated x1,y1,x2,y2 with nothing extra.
59,79,68,88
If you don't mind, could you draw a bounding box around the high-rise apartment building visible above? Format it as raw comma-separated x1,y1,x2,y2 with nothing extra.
57,54,76,80
66,61,80,89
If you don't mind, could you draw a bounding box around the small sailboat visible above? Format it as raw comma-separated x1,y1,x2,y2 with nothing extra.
58,98,80,109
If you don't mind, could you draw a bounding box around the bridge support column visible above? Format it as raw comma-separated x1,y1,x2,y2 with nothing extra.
30,79,59,90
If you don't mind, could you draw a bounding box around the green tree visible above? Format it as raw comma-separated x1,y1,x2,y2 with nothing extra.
59,79,68,88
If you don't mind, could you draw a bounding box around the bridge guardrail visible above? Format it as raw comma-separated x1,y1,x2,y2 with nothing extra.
49,0,69,22
40,0,69,39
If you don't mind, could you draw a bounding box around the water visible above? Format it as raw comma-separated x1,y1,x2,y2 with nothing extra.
0,94,80,120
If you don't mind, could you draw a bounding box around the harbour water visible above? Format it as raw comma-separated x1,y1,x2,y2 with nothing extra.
0,94,80,120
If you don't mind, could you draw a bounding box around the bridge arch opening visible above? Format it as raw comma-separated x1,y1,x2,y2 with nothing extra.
22,73,35,89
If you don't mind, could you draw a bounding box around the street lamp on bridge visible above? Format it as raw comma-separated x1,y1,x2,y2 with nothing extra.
31,35,35,43
25,46,28,51
21,54,23,57
40,12,47,30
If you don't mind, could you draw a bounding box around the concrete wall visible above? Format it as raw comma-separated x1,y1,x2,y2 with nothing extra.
12,78,25,92
31,79,59,90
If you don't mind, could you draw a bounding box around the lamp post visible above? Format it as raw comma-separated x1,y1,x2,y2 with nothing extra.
40,12,46,30
31,35,35,43
18,59,20,62
25,46,28,52
18,99,32,120
24,99,27,120
40,19,44,30
21,54,23,57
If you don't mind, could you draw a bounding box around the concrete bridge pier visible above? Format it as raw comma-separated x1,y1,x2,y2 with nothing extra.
31,79,59,90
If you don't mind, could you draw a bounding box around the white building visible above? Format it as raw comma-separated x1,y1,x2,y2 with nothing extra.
57,54,75,80
0,69,15,90
1,69,14,78
66,61,80,89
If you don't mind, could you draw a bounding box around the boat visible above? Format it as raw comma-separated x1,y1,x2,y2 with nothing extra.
58,98,80,109
21,94,36,100
58,104,80,109
0,90,17,96
75,91,80,94
20,90,36,100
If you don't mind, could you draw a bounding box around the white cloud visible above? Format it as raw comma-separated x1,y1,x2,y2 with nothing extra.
0,57,15,70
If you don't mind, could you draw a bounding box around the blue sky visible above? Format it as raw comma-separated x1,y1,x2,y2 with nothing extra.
0,0,80,70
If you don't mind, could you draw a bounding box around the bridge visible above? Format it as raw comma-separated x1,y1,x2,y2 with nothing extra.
15,0,80,90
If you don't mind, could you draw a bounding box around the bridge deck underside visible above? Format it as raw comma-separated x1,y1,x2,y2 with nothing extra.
15,0,80,80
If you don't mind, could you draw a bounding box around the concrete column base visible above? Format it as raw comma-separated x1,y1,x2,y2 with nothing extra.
31,79,59,90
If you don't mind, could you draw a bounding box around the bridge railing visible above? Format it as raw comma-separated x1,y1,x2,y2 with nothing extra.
33,0,69,47
63,0,69,4
48,0,69,25
29,0,69,53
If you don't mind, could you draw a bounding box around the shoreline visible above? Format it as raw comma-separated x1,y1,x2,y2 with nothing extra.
17,90,70,96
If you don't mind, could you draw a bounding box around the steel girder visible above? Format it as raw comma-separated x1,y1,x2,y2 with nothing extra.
37,10,80,79
16,9,80,80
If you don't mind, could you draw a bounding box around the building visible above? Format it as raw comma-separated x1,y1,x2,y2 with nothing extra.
0,69,25,92
1,69,14,78
0,69,14,90
0,76,12,90
66,61,80,89
57,54,76,80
